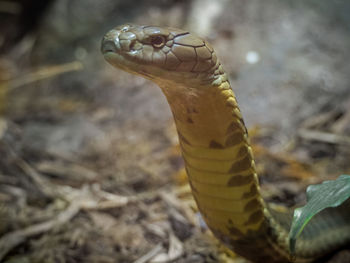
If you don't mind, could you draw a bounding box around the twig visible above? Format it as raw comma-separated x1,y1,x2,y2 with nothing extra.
0,201,80,261
298,128,350,146
143,234,183,263
0,143,163,259
0,184,142,260
133,244,163,263
2,138,65,198
0,176,158,260
15,157,58,198
164,233,183,262
159,191,197,226
7,61,83,90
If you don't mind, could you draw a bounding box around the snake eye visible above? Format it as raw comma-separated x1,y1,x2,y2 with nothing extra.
151,35,166,48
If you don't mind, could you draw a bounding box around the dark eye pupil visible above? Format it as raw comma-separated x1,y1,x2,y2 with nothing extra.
152,36,164,46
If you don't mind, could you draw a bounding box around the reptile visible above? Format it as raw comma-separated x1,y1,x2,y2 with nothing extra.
101,23,350,262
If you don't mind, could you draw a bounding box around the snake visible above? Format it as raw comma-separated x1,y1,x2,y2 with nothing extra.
101,24,350,262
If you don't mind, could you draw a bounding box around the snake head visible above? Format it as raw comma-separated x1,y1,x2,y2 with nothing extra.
101,23,220,87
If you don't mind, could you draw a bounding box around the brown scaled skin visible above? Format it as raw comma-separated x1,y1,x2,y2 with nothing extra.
101,24,350,263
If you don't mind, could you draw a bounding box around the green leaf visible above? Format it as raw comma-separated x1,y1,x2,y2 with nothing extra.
289,174,350,254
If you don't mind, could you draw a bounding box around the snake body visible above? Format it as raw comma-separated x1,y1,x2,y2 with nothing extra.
101,24,350,262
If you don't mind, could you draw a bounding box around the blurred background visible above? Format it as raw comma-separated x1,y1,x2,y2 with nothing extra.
0,0,350,262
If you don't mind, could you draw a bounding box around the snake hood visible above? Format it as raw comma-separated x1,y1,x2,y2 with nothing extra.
101,23,224,87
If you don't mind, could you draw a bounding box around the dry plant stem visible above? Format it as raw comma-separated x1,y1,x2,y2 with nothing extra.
165,234,184,261
0,183,150,261
15,157,58,198
0,145,160,260
0,188,132,261
298,128,350,146
133,244,164,263
6,61,83,90
159,191,197,226
0,202,80,260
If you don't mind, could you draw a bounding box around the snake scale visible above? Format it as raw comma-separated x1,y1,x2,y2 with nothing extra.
101,24,350,262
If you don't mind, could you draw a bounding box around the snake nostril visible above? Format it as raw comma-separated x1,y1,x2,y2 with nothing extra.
101,40,117,54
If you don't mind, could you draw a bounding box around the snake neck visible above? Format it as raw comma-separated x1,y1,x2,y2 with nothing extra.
159,80,293,262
